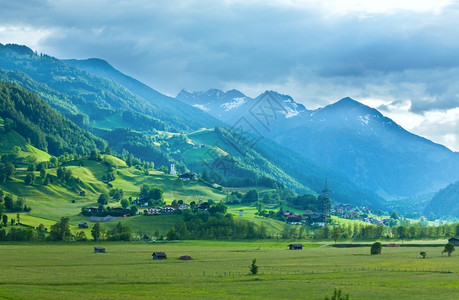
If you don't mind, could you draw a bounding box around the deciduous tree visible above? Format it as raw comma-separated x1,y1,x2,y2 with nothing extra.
91,222,102,242
444,243,455,256
49,217,71,241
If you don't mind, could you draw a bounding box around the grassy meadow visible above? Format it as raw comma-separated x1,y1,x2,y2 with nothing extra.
0,241,457,299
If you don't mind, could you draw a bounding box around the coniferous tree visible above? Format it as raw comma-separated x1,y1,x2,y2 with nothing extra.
250,259,258,275
91,222,102,242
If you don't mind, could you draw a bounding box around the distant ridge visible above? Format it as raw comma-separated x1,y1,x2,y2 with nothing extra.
178,91,459,198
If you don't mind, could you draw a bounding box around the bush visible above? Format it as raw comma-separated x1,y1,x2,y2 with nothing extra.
250,258,258,275
371,242,382,255
325,288,350,300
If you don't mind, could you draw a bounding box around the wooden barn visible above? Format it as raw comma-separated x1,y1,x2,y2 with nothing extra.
288,244,304,250
94,246,106,253
152,252,167,260
448,237,459,245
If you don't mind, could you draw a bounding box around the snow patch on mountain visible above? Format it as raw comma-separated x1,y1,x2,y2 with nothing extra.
220,97,246,111
359,114,371,125
192,104,210,112
284,105,300,118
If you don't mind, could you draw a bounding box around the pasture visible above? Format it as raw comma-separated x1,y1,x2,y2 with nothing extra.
0,241,457,299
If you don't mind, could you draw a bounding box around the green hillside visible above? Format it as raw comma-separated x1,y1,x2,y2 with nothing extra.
0,44,387,208
0,43,220,132
0,43,385,221
0,81,106,156
0,155,224,229
182,128,311,193
424,181,459,218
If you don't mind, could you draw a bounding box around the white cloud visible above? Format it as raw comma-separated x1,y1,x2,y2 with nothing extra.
0,0,458,150
0,26,54,51
262,0,453,15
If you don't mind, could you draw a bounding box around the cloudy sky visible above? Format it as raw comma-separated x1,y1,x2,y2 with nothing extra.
1,0,458,151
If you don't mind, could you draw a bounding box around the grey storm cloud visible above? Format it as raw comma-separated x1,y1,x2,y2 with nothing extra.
1,0,459,114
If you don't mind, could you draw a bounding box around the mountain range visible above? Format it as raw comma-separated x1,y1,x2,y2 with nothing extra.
177,89,459,201
1,43,458,215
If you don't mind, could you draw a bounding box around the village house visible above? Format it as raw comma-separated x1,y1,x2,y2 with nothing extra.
147,207,162,215
162,205,176,214
364,217,384,225
178,203,190,210
332,204,352,216
448,237,459,245
303,212,326,226
284,211,302,224
132,197,149,207
345,209,361,220
178,172,198,181
85,207,98,213
196,202,210,211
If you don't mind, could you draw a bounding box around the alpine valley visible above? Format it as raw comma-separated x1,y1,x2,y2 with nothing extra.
1,42,459,238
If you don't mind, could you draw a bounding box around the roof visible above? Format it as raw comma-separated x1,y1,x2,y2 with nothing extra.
179,172,198,178
94,246,105,250
289,244,304,247
152,252,167,257
448,237,459,241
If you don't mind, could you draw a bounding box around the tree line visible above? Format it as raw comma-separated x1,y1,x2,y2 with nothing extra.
166,202,269,240
315,222,459,241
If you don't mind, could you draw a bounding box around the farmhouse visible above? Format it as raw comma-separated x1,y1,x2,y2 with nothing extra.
162,205,176,214
288,244,304,250
448,237,459,245
196,202,210,211
178,172,198,181
85,207,98,213
94,246,106,253
147,207,162,215
178,203,190,210
152,252,167,260
133,197,149,206
303,212,326,226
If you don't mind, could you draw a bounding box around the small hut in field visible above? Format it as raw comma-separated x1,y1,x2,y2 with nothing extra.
152,252,167,260
94,246,106,253
288,244,304,250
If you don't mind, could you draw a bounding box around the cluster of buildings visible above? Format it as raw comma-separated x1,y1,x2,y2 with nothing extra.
283,210,327,226
332,204,391,225
146,204,189,215
331,204,372,219
146,202,210,215
169,164,198,181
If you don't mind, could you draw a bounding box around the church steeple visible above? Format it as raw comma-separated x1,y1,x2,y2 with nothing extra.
320,178,331,224
322,177,329,197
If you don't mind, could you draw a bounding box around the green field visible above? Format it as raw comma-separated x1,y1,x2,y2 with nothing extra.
0,241,457,299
